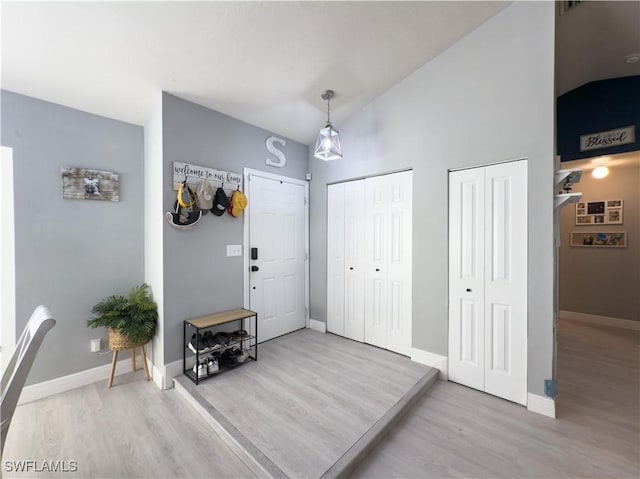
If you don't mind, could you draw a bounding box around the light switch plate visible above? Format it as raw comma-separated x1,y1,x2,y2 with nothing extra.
227,244,242,257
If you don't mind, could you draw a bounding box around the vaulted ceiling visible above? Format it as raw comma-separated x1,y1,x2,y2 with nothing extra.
1,1,506,145
3,2,638,146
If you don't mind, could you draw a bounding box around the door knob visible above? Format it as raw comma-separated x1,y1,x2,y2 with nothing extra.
349,267,354,270
251,266,259,272
376,268,380,272
466,288,472,292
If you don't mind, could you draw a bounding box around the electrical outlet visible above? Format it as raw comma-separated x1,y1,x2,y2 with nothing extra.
91,338,101,353
227,244,242,257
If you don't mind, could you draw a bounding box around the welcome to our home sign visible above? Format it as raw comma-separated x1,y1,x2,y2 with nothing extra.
172,162,242,190
580,125,635,152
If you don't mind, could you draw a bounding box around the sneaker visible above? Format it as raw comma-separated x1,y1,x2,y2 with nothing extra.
207,355,219,374
219,349,238,369
231,330,250,341
188,333,206,353
209,332,228,349
237,349,250,363
193,360,207,379
202,330,216,349
227,347,243,361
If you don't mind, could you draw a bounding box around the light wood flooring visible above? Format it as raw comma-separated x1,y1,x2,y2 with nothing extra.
351,319,640,478
2,372,256,478
4,320,638,478
191,328,431,479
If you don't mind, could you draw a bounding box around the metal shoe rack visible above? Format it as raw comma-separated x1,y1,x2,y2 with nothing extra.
183,308,258,384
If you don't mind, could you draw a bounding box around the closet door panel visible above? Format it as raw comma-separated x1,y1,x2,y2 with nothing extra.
385,171,413,356
327,183,345,335
448,167,486,390
484,161,527,405
344,180,365,342
364,176,389,349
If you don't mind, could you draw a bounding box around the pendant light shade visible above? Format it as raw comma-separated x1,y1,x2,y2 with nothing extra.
314,90,342,161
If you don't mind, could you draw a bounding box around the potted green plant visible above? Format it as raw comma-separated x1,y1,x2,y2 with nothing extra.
87,283,158,349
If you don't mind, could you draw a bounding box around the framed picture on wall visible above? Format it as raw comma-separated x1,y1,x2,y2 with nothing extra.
570,231,627,248
576,199,623,225
61,167,120,202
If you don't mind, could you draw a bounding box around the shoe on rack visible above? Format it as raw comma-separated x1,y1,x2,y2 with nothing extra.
219,349,238,369
231,330,250,341
227,347,243,361
207,355,219,374
237,349,250,363
193,360,208,379
188,333,206,354
211,332,230,348
202,330,215,349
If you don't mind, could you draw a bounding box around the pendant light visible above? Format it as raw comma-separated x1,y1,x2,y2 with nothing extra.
314,90,342,161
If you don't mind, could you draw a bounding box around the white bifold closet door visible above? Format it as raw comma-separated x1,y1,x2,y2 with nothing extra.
327,183,346,336
327,170,412,356
344,180,366,341
327,180,366,342
448,160,527,405
364,171,412,355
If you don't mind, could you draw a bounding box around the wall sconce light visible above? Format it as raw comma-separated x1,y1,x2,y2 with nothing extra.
313,90,342,161
592,166,609,179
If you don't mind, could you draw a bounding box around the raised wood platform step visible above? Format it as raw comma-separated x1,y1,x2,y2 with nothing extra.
320,368,439,479
173,328,438,478
174,368,439,479
174,375,286,479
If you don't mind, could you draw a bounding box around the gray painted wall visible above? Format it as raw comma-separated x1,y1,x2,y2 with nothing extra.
1,90,145,385
308,2,555,396
161,93,308,364
560,163,640,320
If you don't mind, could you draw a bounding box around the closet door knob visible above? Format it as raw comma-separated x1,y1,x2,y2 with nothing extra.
349,267,354,270
375,268,380,272
466,288,472,292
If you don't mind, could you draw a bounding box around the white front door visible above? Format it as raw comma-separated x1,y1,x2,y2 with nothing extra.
248,173,307,343
448,160,528,405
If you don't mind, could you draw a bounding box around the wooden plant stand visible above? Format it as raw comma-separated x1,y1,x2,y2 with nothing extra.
107,329,151,388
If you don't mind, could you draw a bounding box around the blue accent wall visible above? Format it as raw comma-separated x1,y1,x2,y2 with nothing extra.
557,76,640,161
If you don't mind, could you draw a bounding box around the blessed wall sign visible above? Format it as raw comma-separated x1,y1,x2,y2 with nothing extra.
579,125,635,152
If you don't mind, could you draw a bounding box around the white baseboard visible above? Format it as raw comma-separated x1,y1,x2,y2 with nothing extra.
559,310,640,330
152,364,165,389
309,318,327,333
18,352,152,405
527,393,556,418
152,359,183,390
411,348,448,380
165,360,184,388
